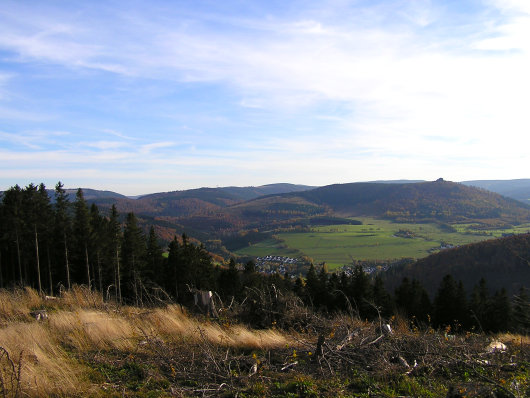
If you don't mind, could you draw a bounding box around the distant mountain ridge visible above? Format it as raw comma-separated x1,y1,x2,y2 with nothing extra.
137,183,315,203
63,188,129,201
20,178,528,204
462,179,530,204
55,180,530,230
235,179,530,224
68,183,316,236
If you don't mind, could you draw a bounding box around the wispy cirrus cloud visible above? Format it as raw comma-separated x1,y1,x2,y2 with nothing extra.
0,1,529,194
0,130,70,149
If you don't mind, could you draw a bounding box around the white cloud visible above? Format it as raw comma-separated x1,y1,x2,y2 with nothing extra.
140,141,176,153
490,0,530,14
0,130,71,149
85,140,129,150
1,1,529,191
101,129,138,141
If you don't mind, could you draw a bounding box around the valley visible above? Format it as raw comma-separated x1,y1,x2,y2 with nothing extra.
236,218,530,269
63,180,530,266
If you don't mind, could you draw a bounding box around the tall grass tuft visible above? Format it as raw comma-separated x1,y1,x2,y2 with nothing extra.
0,322,83,396
0,287,291,396
0,287,43,323
59,285,105,310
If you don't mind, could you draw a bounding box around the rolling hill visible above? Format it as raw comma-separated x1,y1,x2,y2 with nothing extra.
70,180,530,248
48,180,530,258
81,183,317,243
234,179,530,224
63,188,129,201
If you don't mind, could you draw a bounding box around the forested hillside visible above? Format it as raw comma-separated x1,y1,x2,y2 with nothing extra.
386,233,530,296
294,180,530,222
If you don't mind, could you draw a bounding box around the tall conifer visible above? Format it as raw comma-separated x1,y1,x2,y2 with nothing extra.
73,188,91,288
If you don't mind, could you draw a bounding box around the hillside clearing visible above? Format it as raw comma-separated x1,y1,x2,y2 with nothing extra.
0,287,528,397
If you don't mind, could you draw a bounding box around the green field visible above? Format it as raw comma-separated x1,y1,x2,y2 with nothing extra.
235,218,530,270
235,238,303,258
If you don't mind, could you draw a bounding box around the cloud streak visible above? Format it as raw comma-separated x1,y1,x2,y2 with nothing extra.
0,0,528,194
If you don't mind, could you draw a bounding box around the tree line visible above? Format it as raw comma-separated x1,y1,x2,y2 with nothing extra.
0,182,528,334
0,182,212,306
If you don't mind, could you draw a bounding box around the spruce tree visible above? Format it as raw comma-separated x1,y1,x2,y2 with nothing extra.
73,188,91,288
165,236,180,298
470,278,489,332
317,263,330,308
89,204,105,294
146,226,163,287
395,277,412,316
395,278,431,323
121,212,147,305
351,265,372,318
218,258,241,299
22,183,52,293
512,288,530,334
2,185,24,285
54,182,72,289
434,275,467,330
455,281,469,329
487,288,511,332
107,205,122,303
36,183,53,294
304,263,319,306
372,274,393,318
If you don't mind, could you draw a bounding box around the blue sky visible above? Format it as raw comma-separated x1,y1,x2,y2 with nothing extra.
1,0,529,195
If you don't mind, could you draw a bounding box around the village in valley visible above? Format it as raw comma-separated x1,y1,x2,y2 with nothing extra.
253,255,402,276
254,255,302,275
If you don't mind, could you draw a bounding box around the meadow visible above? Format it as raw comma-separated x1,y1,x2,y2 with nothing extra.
234,238,303,258
236,218,530,270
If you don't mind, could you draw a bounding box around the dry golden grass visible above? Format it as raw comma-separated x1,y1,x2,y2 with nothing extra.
0,320,83,396
497,333,530,346
137,305,290,349
50,310,138,352
0,287,291,396
59,285,106,309
3,287,525,397
0,287,42,322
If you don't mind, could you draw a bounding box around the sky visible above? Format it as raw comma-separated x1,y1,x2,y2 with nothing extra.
1,0,529,196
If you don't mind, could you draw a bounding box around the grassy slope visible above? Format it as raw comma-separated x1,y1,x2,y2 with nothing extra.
0,287,528,397
235,238,303,258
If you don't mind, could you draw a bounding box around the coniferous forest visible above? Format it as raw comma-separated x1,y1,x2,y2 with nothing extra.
1,182,528,335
